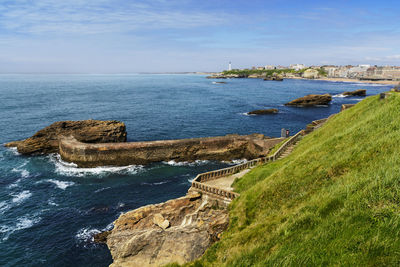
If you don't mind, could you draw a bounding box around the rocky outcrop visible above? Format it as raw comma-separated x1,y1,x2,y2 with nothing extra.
102,192,228,267
285,94,332,107
264,73,283,81
342,89,366,96
59,134,284,167
5,120,127,155
302,69,319,79
248,108,278,115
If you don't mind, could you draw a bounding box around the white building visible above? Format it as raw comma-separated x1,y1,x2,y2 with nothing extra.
290,64,306,71
228,62,232,71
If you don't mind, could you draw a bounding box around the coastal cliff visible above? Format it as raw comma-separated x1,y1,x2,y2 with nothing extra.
102,192,228,267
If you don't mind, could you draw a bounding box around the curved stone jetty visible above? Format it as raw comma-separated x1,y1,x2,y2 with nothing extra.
59,134,284,167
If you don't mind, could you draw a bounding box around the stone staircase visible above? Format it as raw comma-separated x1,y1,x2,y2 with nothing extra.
277,143,296,159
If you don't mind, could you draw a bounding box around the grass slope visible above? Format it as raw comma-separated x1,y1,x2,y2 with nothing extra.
190,93,400,266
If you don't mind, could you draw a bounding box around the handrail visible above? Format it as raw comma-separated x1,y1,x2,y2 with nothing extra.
190,130,303,201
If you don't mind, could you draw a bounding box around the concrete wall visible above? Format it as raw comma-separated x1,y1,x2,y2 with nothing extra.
59,134,284,167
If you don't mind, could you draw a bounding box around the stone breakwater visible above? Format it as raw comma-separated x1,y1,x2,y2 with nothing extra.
59,134,284,167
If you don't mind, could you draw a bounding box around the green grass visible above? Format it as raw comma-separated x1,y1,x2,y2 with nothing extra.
186,93,400,266
267,138,288,157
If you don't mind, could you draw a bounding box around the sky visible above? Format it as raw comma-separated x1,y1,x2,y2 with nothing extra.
0,0,399,73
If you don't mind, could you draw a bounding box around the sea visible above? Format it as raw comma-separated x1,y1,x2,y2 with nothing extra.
0,74,392,266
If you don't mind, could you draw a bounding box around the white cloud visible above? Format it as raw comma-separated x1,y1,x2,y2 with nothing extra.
0,0,232,35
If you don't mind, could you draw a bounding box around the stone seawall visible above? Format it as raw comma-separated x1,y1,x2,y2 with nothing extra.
59,134,284,167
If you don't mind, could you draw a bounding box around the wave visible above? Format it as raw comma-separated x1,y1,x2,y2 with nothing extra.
47,198,59,206
49,154,143,177
45,179,75,190
0,214,41,241
140,180,170,186
0,201,10,214
223,159,248,165
11,162,30,178
7,178,22,189
333,94,346,98
94,187,111,193
11,190,32,204
163,160,210,167
7,147,20,156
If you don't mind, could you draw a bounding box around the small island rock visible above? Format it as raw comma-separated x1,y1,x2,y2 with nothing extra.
285,94,332,107
248,108,278,115
5,120,127,155
342,89,366,96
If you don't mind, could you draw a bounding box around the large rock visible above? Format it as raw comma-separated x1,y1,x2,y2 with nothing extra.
5,120,127,155
248,108,278,115
104,193,228,267
342,89,366,96
285,94,332,107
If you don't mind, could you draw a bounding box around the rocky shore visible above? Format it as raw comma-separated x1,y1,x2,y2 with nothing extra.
98,192,228,267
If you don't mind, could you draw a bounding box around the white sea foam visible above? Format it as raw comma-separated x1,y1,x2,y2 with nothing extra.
94,187,111,193
0,214,41,241
49,154,143,177
0,201,10,214
11,190,32,204
76,227,101,243
141,180,169,186
163,160,210,166
45,179,75,190
11,162,30,178
7,178,22,189
240,112,255,116
47,198,59,206
224,159,248,165
7,147,20,156
333,94,346,98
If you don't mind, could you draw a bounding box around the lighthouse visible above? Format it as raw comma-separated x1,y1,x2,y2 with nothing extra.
228,61,232,71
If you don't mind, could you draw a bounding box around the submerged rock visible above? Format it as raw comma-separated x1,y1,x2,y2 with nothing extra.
285,94,332,107
5,120,126,155
342,89,366,96
248,108,278,115
105,193,228,267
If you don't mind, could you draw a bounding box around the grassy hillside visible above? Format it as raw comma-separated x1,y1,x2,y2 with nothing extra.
190,93,400,266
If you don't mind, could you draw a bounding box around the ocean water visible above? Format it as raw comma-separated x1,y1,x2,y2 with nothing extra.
0,74,392,266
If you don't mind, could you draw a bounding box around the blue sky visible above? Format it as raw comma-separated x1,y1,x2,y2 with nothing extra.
0,0,399,73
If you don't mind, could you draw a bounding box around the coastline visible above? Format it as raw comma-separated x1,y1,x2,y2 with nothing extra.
287,76,399,85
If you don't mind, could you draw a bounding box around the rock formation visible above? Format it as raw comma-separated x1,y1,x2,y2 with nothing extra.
285,94,332,107
342,89,366,96
5,120,127,155
248,108,278,115
59,134,284,167
302,69,320,79
101,192,228,267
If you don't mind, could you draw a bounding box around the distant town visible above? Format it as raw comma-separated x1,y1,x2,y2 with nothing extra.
208,63,400,83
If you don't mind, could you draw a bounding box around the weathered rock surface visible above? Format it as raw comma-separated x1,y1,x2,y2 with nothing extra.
248,108,278,115
5,120,127,155
59,134,284,167
285,94,332,107
103,193,228,267
341,104,356,111
264,75,283,81
342,89,366,96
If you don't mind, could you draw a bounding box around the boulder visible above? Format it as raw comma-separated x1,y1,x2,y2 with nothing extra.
342,89,366,96
285,94,332,107
5,120,127,155
248,108,278,115
153,213,170,230
105,194,229,267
